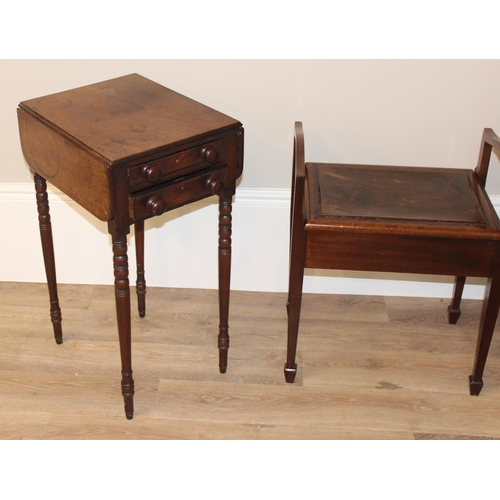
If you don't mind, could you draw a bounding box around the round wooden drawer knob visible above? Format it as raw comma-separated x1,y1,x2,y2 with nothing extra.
141,164,161,183
146,196,166,216
206,178,225,195
200,146,219,163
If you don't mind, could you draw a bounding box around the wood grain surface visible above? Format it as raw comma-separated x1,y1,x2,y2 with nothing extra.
2,281,500,440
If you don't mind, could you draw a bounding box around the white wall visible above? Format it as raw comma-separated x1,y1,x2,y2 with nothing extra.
2,60,500,299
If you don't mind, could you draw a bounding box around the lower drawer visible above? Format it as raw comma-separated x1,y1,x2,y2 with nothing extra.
129,165,229,220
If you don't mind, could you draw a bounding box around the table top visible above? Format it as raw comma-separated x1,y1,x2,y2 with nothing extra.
19,73,241,164
18,74,243,222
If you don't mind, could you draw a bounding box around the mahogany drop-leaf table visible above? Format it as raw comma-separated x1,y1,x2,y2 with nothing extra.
18,74,244,419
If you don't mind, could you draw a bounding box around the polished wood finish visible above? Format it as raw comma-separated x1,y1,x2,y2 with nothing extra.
135,220,146,318
34,173,62,345
17,74,244,419
285,122,500,396
4,282,500,439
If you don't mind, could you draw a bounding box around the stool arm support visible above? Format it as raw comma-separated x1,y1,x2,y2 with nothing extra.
289,122,306,261
294,121,305,179
475,128,500,187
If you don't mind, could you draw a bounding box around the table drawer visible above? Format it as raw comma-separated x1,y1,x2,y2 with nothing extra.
128,138,224,190
129,165,228,220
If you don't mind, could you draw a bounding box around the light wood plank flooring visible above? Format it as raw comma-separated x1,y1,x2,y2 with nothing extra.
2,281,500,440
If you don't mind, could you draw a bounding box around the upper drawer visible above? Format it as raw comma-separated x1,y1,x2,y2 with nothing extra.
128,139,224,190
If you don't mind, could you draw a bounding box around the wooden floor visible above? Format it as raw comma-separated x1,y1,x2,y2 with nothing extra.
2,280,500,440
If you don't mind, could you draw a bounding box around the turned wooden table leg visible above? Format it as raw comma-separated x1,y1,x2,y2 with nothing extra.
111,229,135,419
34,173,63,345
470,268,500,395
135,220,146,318
448,276,466,324
217,192,232,374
